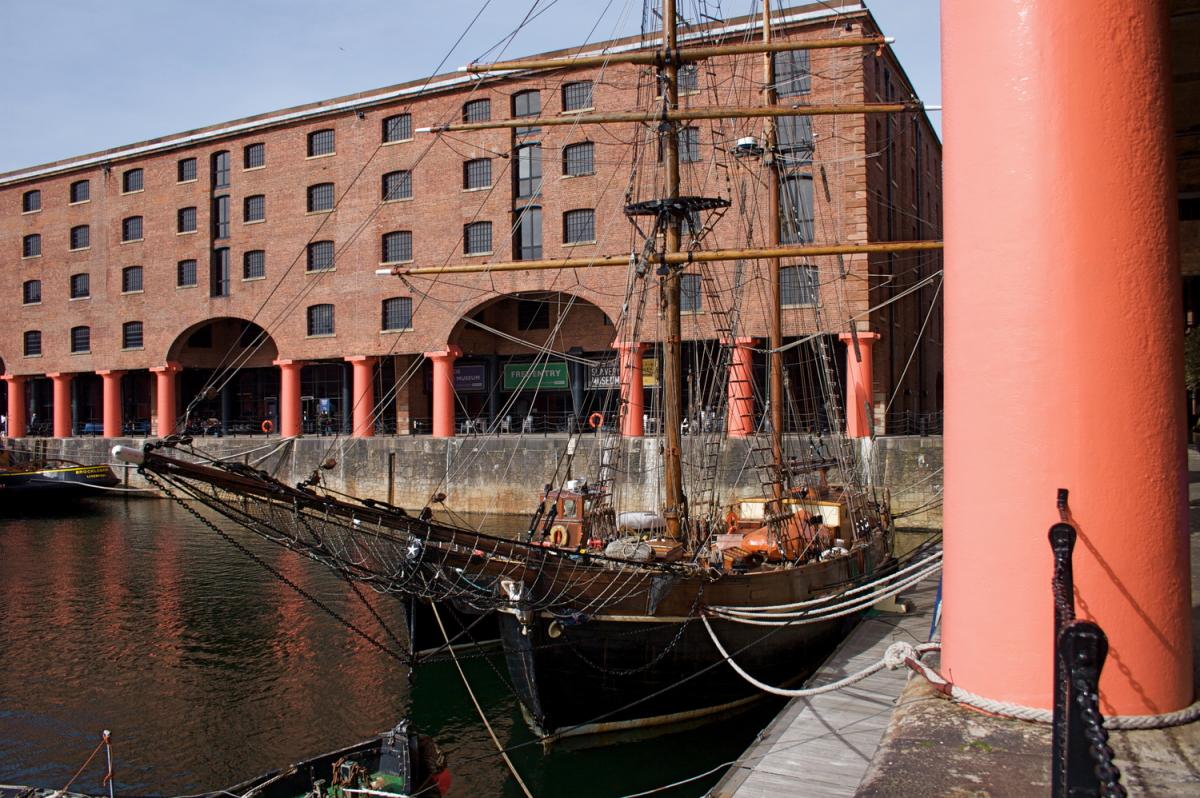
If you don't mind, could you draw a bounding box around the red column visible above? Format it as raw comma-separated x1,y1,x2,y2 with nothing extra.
98,370,124,438
425,347,461,438
942,0,1192,713
615,342,645,437
837,331,880,439
726,337,757,437
47,372,73,438
150,363,181,436
3,375,27,438
346,356,377,438
274,359,304,437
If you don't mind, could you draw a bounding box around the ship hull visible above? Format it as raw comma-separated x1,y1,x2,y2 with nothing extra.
405,595,500,661
0,463,119,502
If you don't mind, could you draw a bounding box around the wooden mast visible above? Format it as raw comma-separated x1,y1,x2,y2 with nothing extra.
764,2,785,512
661,0,684,540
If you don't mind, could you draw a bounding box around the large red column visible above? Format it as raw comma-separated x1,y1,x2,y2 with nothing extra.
98,370,124,438
150,363,181,436
425,347,461,438
346,356,377,438
274,359,304,437
47,372,73,438
726,337,757,437
942,0,1192,713
838,331,879,439
3,375,27,438
615,342,645,437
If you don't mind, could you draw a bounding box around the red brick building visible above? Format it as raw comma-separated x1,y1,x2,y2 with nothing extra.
0,2,941,441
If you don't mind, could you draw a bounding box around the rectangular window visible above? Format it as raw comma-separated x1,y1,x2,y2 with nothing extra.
776,115,814,164
463,99,490,123
680,126,700,163
213,195,230,239
122,321,144,349
178,206,197,233
307,129,335,156
122,265,143,293
70,225,90,250
779,173,814,244
678,64,699,93
70,326,90,353
463,159,491,190
178,157,197,182
307,240,334,272
24,330,42,357
122,216,144,242
383,113,412,142
244,194,265,222
177,259,198,287
122,168,144,193
512,90,540,137
774,50,811,97
22,190,40,213
22,280,41,304
381,297,413,331
514,206,542,261
464,221,492,255
381,231,412,263
212,151,231,188
308,182,335,212
70,180,90,203
70,273,90,299
307,304,334,336
563,142,593,176
211,248,231,297
515,144,542,199
780,265,818,307
244,142,265,169
562,81,593,111
23,234,41,258
382,171,412,201
680,273,702,312
244,250,265,279
563,209,595,244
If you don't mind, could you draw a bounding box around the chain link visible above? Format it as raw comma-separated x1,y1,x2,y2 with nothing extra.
1071,672,1127,798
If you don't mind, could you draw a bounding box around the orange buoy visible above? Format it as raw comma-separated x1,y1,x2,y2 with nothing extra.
588,412,604,429
261,419,274,434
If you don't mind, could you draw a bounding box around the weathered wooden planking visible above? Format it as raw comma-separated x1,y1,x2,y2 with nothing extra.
713,577,939,798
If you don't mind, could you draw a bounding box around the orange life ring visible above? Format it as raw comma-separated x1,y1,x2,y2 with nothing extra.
588,412,604,429
549,524,569,547
261,419,274,434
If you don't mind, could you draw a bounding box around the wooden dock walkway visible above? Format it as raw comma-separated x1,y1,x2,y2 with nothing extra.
711,577,939,798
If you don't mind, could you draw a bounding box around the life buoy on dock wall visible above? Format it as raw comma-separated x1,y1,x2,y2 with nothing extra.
261,419,274,434
588,412,604,429
549,524,569,547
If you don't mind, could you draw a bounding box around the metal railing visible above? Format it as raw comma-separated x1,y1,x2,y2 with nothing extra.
1050,488,1126,798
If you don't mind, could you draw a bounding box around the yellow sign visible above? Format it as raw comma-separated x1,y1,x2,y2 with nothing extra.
643,357,659,387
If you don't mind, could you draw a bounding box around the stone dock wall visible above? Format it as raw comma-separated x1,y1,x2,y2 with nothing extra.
13,434,943,528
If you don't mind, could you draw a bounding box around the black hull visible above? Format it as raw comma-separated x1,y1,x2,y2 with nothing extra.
405,596,500,661
0,464,119,502
498,611,853,738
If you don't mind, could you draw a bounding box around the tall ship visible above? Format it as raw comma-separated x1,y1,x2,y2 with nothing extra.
115,0,942,739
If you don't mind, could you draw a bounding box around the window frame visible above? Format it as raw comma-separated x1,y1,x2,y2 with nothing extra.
463,99,491,123
561,81,593,112
463,158,492,190
307,240,335,272
381,297,413,332
680,273,702,313
562,142,594,177
177,206,197,234
177,157,197,183
70,272,91,299
381,170,412,201
121,215,144,243
22,279,41,305
382,113,412,143
774,50,812,97
780,264,819,307
22,233,41,258
70,325,91,354
69,180,90,204
121,265,144,294
69,225,90,251
243,249,266,280
381,230,413,264
122,321,144,350
562,208,595,245
244,194,266,222
307,182,335,213
463,221,492,255
23,330,42,357
306,303,335,337
177,259,198,288
22,189,41,213
307,128,336,157
243,142,266,170
121,168,144,194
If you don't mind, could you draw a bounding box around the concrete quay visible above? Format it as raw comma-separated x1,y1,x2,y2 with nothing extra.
711,454,1200,797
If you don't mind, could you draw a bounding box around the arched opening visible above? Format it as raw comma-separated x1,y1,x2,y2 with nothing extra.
429,292,616,433
167,318,280,435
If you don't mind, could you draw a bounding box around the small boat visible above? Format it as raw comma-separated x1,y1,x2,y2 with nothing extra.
0,455,119,501
0,721,451,798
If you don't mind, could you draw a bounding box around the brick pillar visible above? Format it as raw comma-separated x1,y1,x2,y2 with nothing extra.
425,347,461,438
150,363,181,436
346,356,377,438
837,331,880,439
48,372,73,438
98,370,125,438
726,337,757,437
615,341,645,437
3,375,27,438
274,359,304,437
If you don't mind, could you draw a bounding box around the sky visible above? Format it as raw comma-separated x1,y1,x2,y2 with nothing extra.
0,0,940,175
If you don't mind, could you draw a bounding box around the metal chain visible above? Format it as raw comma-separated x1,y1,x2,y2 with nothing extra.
1051,555,1074,625
142,469,413,666
1071,672,1127,798
562,584,704,676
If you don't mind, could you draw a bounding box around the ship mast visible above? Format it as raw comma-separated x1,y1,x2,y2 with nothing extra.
763,2,785,514
660,0,684,540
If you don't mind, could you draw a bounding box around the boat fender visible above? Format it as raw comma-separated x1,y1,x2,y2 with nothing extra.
588,411,604,429
261,419,274,434
547,620,564,638
549,524,569,547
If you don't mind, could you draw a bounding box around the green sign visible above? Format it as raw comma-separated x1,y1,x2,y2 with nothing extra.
503,361,569,391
